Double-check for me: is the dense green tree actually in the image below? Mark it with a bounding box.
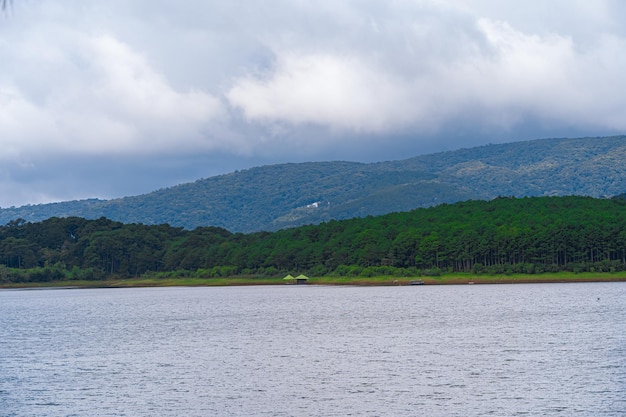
[2,196,626,282]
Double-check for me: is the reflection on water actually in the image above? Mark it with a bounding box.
[1,283,625,416]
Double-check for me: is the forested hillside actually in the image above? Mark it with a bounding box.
[1,136,626,232]
[2,196,626,284]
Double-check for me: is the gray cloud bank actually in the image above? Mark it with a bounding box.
[1,0,625,206]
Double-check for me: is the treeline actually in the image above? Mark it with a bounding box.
[2,196,626,283]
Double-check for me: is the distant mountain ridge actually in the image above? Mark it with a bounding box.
[2,135,626,232]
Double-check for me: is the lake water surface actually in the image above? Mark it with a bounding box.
[1,283,625,416]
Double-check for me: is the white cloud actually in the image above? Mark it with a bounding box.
[4,0,626,154]
[0,25,223,160]
[68,35,224,153]
[1,0,626,207]
[227,53,414,132]
[226,2,626,137]
[459,19,626,130]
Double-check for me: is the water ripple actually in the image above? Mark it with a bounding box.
[0,283,625,416]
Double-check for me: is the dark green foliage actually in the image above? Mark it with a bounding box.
[2,196,626,283]
[2,136,626,232]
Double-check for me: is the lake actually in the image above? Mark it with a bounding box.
[1,283,625,416]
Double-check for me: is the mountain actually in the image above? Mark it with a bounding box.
[2,135,626,232]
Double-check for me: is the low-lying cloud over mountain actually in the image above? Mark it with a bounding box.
[1,1,625,207]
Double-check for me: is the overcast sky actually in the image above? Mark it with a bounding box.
[1,0,625,207]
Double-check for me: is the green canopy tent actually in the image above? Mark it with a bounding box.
[283,274,308,284]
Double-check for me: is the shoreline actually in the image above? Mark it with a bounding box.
[2,273,626,289]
